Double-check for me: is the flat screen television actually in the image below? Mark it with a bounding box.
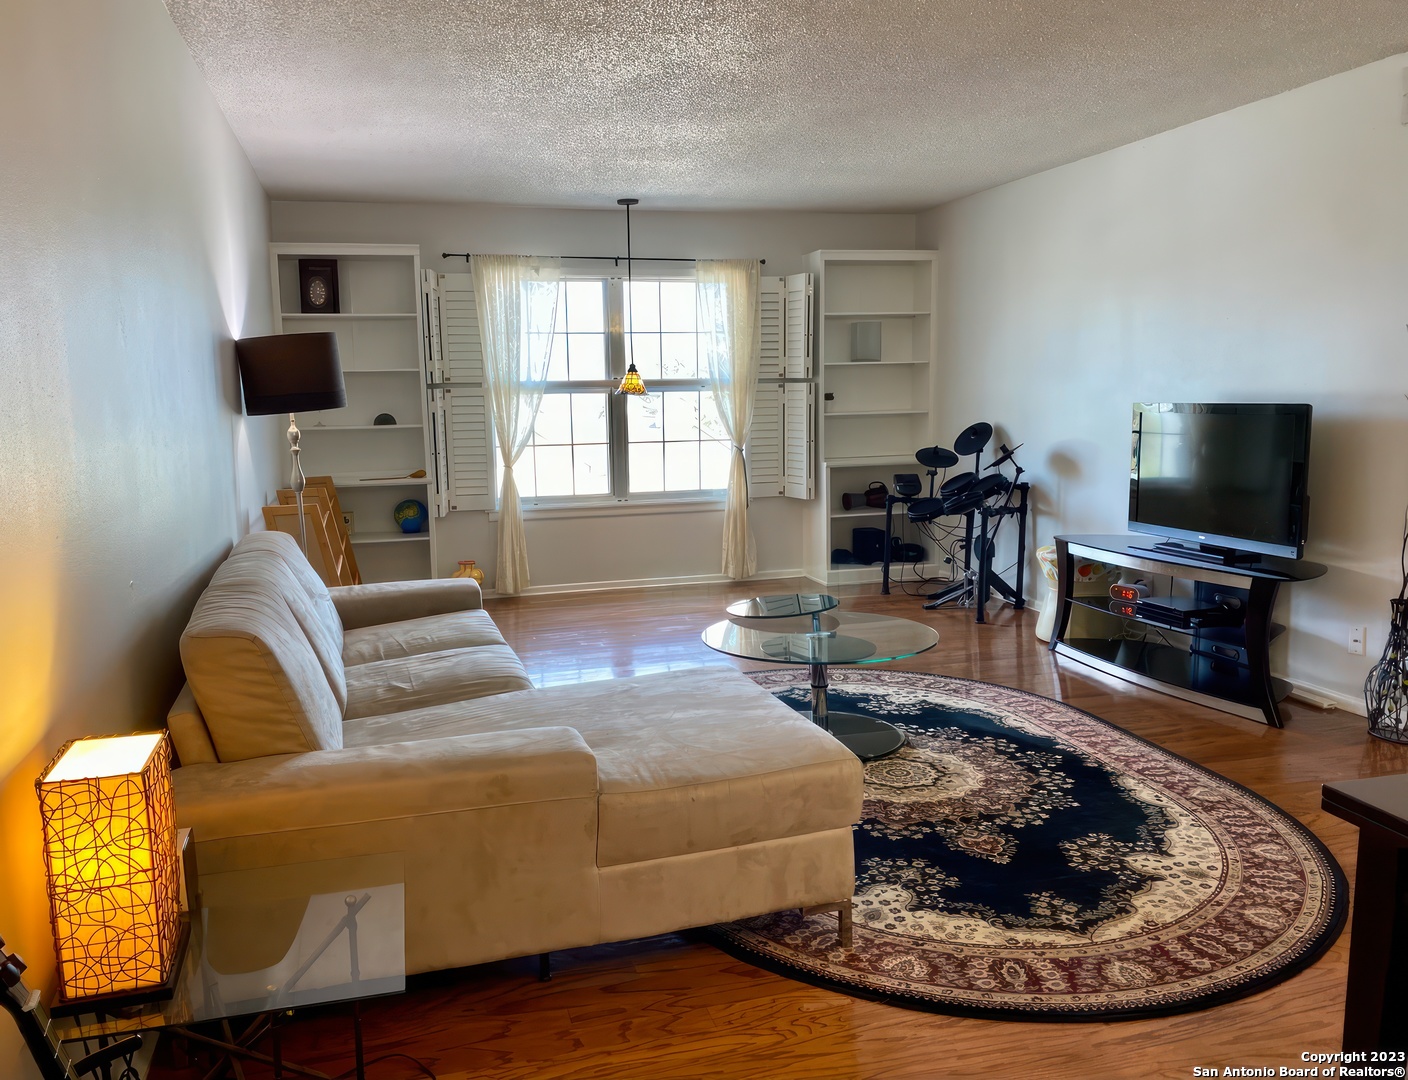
[1128,402,1312,562]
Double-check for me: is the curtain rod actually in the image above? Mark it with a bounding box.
[439,253,764,265]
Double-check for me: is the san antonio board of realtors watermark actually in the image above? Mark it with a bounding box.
[1194,1053,1407,1078]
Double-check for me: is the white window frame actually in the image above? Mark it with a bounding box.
[513,267,730,510]
[424,267,812,518]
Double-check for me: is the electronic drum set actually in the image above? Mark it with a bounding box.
[882,421,1030,623]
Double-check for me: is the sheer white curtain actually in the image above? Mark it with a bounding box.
[470,255,561,595]
[697,259,762,579]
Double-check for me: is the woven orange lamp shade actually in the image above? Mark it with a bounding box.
[36,731,183,1004]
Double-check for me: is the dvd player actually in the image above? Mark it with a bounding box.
[1134,595,1241,629]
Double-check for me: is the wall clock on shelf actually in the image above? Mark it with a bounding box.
[298,259,340,313]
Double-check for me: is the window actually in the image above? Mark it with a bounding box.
[506,275,731,503]
[428,267,811,516]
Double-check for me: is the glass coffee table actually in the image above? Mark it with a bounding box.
[704,594,939,760]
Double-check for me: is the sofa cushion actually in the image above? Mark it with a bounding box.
[342,609,507,667]
[166,682,218,766]
[230,532,346,709]
[342,644,533,719]
[181,562,344,762]
[341,667,862,865]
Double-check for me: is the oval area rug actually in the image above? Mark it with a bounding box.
[709,669,1347,1020]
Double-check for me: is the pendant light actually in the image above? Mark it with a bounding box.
[614,197,647,396]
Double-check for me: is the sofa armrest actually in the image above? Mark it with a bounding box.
[329,577,483,630]
[172,727,596,841]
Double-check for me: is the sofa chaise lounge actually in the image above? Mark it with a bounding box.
[165,531,863,975]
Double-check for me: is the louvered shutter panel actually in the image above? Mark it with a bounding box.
[434,272,496,511]
[757,277,783,380]
[420,271,451,516]
[782,383,813,500]
[439,273,484,384]
[421,269,445,385]
[748,278,785,498]
[749,275,813,500]
[783,272,813,378]
[747,382,783,498]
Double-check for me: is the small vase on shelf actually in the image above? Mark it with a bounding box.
[452,560,485,585]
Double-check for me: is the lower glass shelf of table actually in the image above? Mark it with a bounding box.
[703,603,939,760]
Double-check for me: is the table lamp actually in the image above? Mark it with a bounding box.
[36,732,184,1005]
[234,332,347,552]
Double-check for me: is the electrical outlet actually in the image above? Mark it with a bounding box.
[1349,626,1367,655]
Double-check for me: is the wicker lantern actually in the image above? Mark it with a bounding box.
[36,731,183,1004]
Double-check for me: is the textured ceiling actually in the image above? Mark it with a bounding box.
[166,0,1408,212]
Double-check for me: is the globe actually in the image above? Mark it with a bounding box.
[393,499,427,534]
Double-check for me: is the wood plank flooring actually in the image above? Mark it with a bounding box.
[153,582,1408,1080]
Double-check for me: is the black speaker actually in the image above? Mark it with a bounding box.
[852,527,886,564]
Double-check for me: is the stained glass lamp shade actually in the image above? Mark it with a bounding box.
[36,731,183,1003]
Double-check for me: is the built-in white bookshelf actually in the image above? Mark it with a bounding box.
[269,243,436,582]
[806,250,942,585]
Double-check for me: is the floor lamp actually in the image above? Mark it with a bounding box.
[234,332,346,553]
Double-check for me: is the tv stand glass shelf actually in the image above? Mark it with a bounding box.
[1049,534,1327,727]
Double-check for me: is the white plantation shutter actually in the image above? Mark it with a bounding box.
[757,279,783,379]
[440,274,484,384]
[747,382,783,497]
[783,272,812,379]
[423,271,496,512]
[748,275,813,500]
[783,383,813,499]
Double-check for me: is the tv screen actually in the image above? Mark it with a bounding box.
[1128,403,1312,560]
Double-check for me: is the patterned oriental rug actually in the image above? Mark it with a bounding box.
[709,670,1347,1021]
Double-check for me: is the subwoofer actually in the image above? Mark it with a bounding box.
[852,527,886,565]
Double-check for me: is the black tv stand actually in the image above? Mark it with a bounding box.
[1135,540,1259,567]
[1050,534,1326,727]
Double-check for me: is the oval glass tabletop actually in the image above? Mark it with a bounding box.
[702,611,938,666]
[725,593,840,619]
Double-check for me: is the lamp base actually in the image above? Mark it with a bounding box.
[47,919,191,1017]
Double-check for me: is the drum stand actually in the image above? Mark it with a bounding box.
[924,482,1030,623]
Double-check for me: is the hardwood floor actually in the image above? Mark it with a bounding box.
[154,582,1408,1080]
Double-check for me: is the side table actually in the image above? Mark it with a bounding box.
[51,854,405,1080]
[1321,775,1408,1053]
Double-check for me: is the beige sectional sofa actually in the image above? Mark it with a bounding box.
[166,531,863,976]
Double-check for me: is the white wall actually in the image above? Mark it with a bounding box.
[917,53,1408,709]
[271,201,915,589]
[0,2,277,1072]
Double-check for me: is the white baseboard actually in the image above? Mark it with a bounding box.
[1282,679,1364,716]
[483,567,807,599]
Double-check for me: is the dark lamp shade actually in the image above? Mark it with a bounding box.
[235,332,346,415]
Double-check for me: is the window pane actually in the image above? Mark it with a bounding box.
[511,452,538,498]
[565,280,605,333]
[533,445,574,497]
[626,281,659,333]
[573,443,610,495]
[663,391,701,441]
[567,332,605,381]
[664,440,700,491]
[660,282,696,332]
[628,333,661,381]
[627,394,663,442]
[571,392,608,444]
[629,442,664,493]
[699,392,729,441]
[661,333,698,378]
[533,394,572,445]
[544,333,568,382]
[701,440,731,490]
